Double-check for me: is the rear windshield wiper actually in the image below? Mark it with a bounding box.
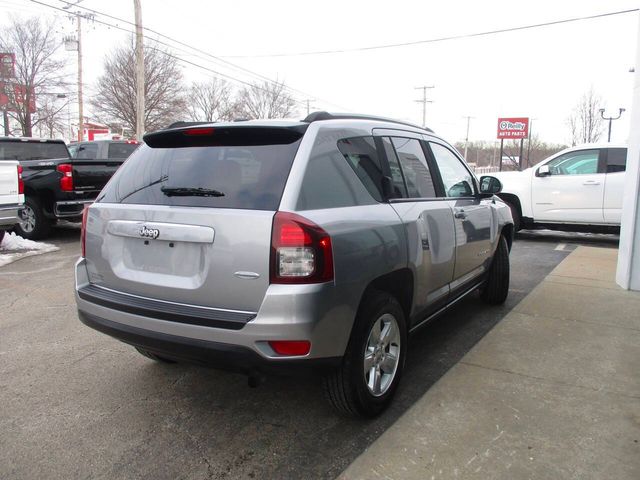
[161,186,225,197]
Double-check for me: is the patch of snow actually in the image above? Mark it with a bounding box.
[0,232,59,267]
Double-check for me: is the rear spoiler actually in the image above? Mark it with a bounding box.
[144,125,308,148]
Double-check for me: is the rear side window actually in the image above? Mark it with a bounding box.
[607,148,627,173]
[381,137,408,198]
[391,137,437,198]
[108,142,139,159]
[296,130,377,210]
[98,140,302,211]
[337,137,384,201]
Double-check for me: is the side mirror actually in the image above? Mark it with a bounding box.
[479,176,502,195]
[536,165,551,177]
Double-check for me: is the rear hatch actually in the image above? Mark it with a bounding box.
[85,124,306,313]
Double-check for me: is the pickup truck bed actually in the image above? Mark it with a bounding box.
[0,137,126,239]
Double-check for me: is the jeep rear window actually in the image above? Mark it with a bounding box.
[0,141,69,161]
[97,139,302,211]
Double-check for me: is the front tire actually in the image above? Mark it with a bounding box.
[323,291,407,417]
[14,196,52,240]
[481,235,510,305]
[505,201,521,232]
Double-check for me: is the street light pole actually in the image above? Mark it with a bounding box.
[599,108,625,142]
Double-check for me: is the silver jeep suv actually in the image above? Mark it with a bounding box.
[75,112,513,417]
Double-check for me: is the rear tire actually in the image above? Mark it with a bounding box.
[481,235,510,305]
[323,291,407,417]
[135,347,177,363]
[14,196,52,240]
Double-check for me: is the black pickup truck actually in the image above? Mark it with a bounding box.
[0,137,130,239]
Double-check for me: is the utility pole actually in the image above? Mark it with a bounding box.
[305,99,315,116]
[76,15,83,141]
[599,108,625,142]
[134,0,145,140]
[414,85,434,127]
[462,116,474,160]
[63,1,92,141]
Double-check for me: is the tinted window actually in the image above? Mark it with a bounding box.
[607,148,627,173]
[546,149,599,175]
[391,137,436,198]
[381,137,408,198]
[108,142,139,159]
[76,143,98,159]
[296,131,377,210]
[98,141,301,210]
[337,137,384,201]
[429,142,475,198]
[0,141,69,161]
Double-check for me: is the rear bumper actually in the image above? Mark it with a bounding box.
[0,204,22,228]
[75,258,354,374]
[54,199,93,218]
[78,310,340,375]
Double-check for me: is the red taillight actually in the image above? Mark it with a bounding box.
[80,205,89,257]
[268,340,311,356]
[57,163,73,191]
[183,127,214,136]
[270,211,334,284]
[17,165,24,194]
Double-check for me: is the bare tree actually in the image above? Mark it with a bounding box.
[236,80,297,119]
[0,17,67,137]
[34,94,69,139]
[567,88,605,146]
[189,78,238,122]
[91,43,187,133]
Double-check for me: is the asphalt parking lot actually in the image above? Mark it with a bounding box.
[0,225,619,480]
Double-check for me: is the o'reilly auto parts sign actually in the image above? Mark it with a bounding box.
[497,117,529,139]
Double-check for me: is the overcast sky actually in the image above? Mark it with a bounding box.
[1,0,638,145]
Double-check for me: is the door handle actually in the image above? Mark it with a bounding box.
[454,209,467,219]
[582,181,600,185]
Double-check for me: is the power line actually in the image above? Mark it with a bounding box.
[53,0,351,111]
[220,8,640,58]
[27,0,311,109]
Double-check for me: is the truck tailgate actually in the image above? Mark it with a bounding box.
[71,159,124,192]
[0,160,20,204]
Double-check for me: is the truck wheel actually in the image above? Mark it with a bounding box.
[480,235,510,305]
[323,291,407,417]
[135,347,177,363]
[14,197,52,240]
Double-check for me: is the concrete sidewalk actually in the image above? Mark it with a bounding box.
[340,246,640,480]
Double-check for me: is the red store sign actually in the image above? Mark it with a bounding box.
[497,117,529,139]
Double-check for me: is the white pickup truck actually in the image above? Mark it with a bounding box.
[492,143,626,233]
[0,160,24,244]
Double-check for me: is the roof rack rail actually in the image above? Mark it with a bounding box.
[302,111,434,133]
